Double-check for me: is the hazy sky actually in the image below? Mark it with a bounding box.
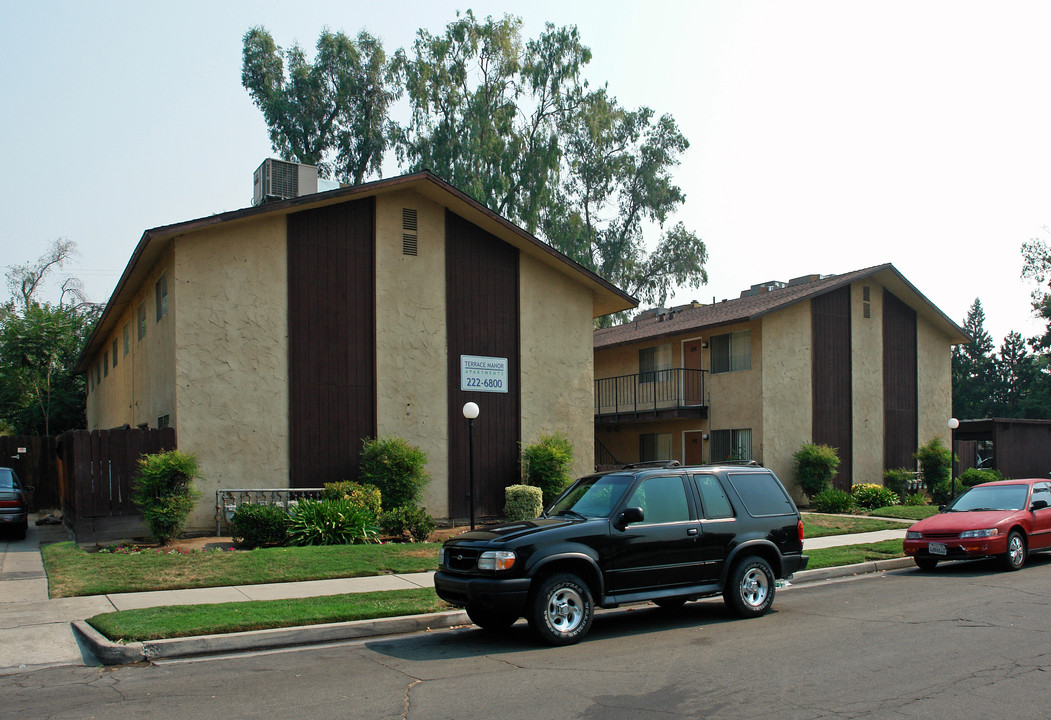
[5,1,1051,344]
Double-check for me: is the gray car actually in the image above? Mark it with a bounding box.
[0,468,33,540]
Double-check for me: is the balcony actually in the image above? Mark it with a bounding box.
[595,368,708,423]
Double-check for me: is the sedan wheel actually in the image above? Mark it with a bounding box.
[1000,530,1027,571]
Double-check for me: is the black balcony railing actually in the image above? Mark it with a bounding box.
[595,368,707,417]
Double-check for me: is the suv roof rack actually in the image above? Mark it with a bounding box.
[619,460,682,470]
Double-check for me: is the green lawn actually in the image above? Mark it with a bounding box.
[805,540,905,569]
[87,588,449,642]
[42,541,440,598]
[802,513,910,538]
[865,505,939,521]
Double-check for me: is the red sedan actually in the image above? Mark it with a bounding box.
[903,479,1051,571]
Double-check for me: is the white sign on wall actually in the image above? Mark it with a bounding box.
[460,355,508,393]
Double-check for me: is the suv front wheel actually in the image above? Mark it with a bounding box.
[723,556,775,618]
[529,573,594,645]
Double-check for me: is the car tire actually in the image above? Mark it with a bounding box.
[466,606,519,631]
[723,556,775,618]
[1000,530,1027,571]
[915,557,938,571]
[528,573,593,646]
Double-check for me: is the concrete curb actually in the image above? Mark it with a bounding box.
[790,556,916,585]
[73,609,470,665]
[70,557,919,666]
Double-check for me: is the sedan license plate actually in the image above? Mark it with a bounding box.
[928,542,947,556]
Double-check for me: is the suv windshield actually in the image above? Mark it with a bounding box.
[547,474,634,518]
[948,484,1029,512]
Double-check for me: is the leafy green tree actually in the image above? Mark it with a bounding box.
[952,298,996,419]
[992,331,1041,417]
[243,13,708,314]
[1,241,99,436]
[241,26,397,183]
[1022,236,1051,350]
[545,89,707,321]
[394,11,590,235]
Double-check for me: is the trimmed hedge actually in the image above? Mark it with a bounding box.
[505,484,544,521]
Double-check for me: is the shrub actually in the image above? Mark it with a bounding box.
[131,450,202,544]
[903,492,930,506]
[522,433,574,505]
[505,484,544,521]
[793,443,840,499]
[851,483,900,510]
[229,503,290,549]
[929,480,954,507]
[322,481,383,516]
[882,468,914,500]
[811,488,854,514]
[360,436,430,510]
[915,438,951,491]
[379,505,436,542]
[959,468,1003,487]
[286,499,378,546]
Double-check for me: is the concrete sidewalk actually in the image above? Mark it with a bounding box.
[0,516,910,673]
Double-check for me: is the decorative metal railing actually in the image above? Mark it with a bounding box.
[214,488,324,535]
[595,368,707,417]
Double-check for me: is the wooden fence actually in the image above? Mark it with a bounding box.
[0,435,60,511]
[58,427,177,544]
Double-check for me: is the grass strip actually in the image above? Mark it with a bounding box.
[87,588,451,642]
[865,506,939,521]
[802,514,910,538]
[43,542,440,598]
[805,540,905,569]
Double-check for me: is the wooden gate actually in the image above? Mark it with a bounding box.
[0,435,59,510]
[58,427,176,543]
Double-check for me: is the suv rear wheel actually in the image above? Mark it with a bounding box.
[723,556,775,618]
[528,573,593,645]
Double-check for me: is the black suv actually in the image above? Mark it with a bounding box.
[434,463,807,645]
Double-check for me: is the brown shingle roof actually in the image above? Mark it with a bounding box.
[594,263,970,349]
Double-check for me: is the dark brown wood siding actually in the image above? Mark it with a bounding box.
[446,210,521,519]
[883,290,918,471]
[812,287,853,490]
[288,198,376,487]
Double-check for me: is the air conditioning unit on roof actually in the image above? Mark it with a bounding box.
[252,158,320,206]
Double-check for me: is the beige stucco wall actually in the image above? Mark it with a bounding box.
[374,190,451,515]
[520,252,596,481]
[86,246,176,431]
[173,217,290,529]
[917,317,953,451]
[851,281,885,484]
[759,306,811,494]
[709,321,763,433]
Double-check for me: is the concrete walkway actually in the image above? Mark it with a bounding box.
[0,516,910,673]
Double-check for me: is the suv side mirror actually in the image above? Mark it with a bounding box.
[614,507,644,531]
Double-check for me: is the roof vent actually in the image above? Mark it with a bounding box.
[788,274,822,287]
[740,281,786,298]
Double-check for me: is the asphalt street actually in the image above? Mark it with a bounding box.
[7,554,1051,720]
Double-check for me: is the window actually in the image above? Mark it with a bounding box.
[157,414,170,429]
[155,273,168,321]
[710,330,751,374]
[639,433,673,462]
[123,324,130,356]
[726,472,795,517]
[111,339,118,368]
[639,344,672,383]
[103,351,109,377]
[626,475,690,524]
[137,302,146,340]
[710,428,752,462]
[694,474,735,518]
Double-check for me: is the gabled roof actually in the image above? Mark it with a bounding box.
[77,171,638,374]
[594,263,970,349]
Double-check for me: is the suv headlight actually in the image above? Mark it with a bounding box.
[438,547,446,567]
[959,528,998,539]
[477,550,516,571]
